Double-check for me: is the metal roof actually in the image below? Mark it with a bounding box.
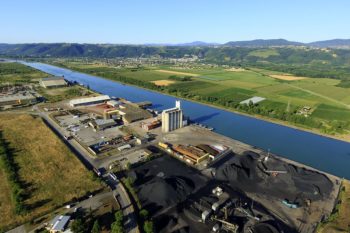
[42,76,65,81]
[69,95,110,106]
[0,92,36,102]
[51,215,71,231]
[95,118,116,126]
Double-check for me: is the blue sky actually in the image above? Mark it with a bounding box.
[1,0,349,44]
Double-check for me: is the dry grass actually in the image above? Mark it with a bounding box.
[270,74,307,81]
[0,114,103,231]
[318,180,350,233]
[154,69,199,76]
[151,80,176,86]
[225,67,246,72]
[0,167,13,230]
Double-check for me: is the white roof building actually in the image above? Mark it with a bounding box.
[48,215,71,233]
[40,77,67,88]
[69,95,110,107]
[240,96,266,105]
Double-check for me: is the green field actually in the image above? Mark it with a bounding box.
[248,48,280,58]
[0,62,47,84]
[48,60,350,136]
[313,104,350,121]
[39,86,96,103]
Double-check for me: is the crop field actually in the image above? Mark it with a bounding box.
[119,69,172,81]
[151,80,176,86]
[0,114,103,231]
[0,62,47,84]
[312,104,350,121]
[154,69,199,76]
[49,60,350,135]
[270,74,306,81]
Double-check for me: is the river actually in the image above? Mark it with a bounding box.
[22,61,350,179]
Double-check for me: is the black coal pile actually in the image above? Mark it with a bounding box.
[215,151,264,190]
[215,151,333,202]
[251,223,280,233]
[139,175,195,208]
[286,164,333,200]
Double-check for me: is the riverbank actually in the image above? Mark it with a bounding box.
[35,61,350,144]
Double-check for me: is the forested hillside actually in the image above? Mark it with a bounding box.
[1,43,350,81]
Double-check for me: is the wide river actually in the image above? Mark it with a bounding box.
[22,61,350,179]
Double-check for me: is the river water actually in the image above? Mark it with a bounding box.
[22,61,350,179]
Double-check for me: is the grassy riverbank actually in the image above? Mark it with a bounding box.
[0,62,47,84]
[35,60,350,142]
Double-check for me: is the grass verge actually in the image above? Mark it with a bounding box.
[0,114,103,231]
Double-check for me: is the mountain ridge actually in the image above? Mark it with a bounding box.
[1,38,350,48]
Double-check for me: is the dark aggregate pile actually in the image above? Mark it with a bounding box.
[215,151,333,202]
[251,223,280,233]
[129,156,208,211]
[139,176,195,207]
[215,151,264,185]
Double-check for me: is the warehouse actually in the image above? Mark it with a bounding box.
[0,92,38,108]
[119,103,153,123]
[47,215,71,233]
[89,118,117,130]
[40,76,67,88]
[69,95,110,107]
[173,144,209,164]
[141,120,161,131]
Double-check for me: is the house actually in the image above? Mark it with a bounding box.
[40,77,67,88]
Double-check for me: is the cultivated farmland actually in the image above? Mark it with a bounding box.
[48,60,350,137]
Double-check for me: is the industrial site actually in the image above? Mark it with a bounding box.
[29,85,340,233]
[0,71,343,233]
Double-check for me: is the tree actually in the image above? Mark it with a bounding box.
[91,219,101,233]
[114,210,123,224]
[143,221,154,233]
[71,218,85,233]
[111,222,124,233]
[139,209,149,220]
[110,210,124,233]
[126,162,131,170]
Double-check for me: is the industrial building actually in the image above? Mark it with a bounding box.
[69,95,110,107]
[141,119,161,131]
[132,101,152,109]
[89,119,117,130]
[161,100,184,132]
[106,100,120,107]
[0,85,39,109]
[172,144,209,164]
[40,76,67,88]
[118,104,153,124]
[0,92,37,107]
[47,215,71,233]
